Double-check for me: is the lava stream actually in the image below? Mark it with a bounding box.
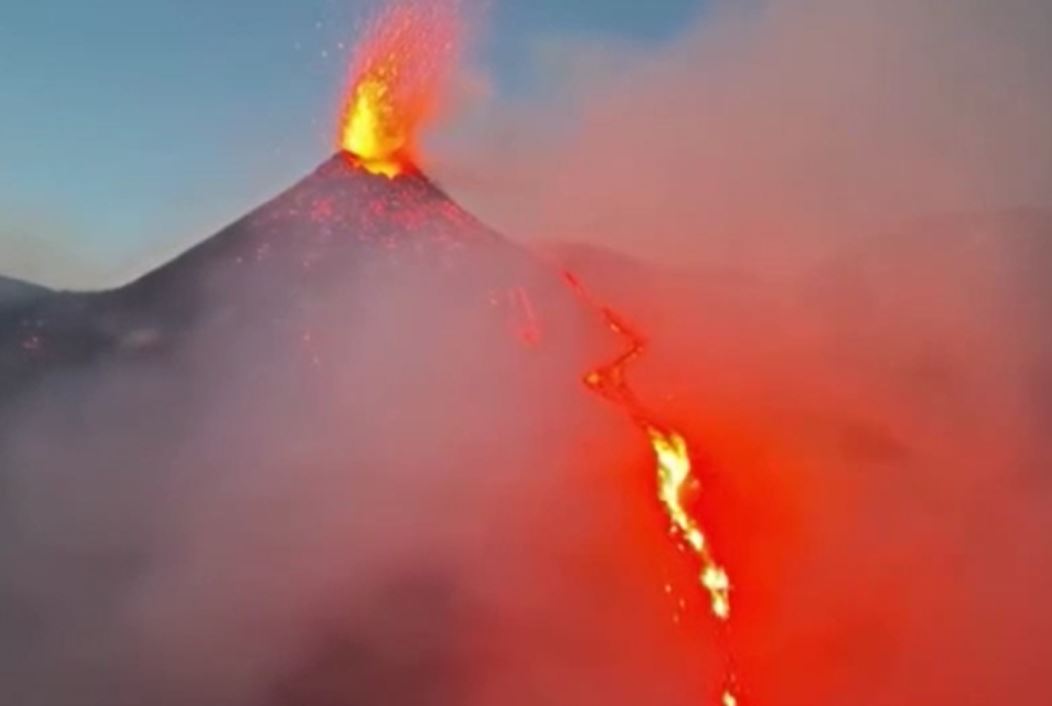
[563,270,738,705]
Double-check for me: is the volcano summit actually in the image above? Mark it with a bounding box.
[0,153,546,406]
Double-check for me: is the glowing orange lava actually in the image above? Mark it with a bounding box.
[565,270,740,705]
[338,2,459,178]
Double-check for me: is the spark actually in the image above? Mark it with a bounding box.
[337,2,459,178]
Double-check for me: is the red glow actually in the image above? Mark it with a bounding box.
[337,1,459,177]
[564,270,743,705]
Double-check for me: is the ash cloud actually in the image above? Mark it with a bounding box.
[430,1,1052,704]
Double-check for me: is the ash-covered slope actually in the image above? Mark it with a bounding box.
[0,155,542,406]
[0,276,54,385]
[0,275,52,341]
[129,154,506,314]
[0,156,621,706]
[0,275,50,310]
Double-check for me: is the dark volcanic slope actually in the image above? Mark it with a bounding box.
[0,276,51,311]
[130,154,504,314]
[0,275,52,337]
[0,156,612,706]
[0,154,526,405]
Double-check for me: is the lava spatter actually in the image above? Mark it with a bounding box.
[338,1,459,178]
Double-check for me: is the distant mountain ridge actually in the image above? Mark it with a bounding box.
[0,274,50,307]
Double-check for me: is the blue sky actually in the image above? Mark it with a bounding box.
[0,0,703,286]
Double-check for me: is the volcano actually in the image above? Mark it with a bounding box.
[0,149,722,706]
[0,154,562,408]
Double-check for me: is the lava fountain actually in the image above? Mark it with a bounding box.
[338,1,459,178]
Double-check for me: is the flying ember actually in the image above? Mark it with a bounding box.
[338,2,459,178]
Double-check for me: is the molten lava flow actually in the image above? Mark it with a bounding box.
[567,272,732,620]
[649,427,732,620]
[565,271,739,705]
[338,2,459,178]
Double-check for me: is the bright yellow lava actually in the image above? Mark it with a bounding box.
[567,270,742,706]
[648,426,732,621]
[337,2,459,177]
[341,71,407,178]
